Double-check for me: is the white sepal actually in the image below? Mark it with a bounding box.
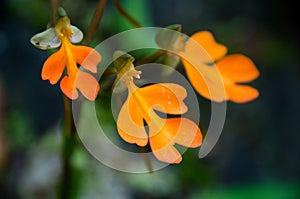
[69,25,83,43]
[30,28,61,50]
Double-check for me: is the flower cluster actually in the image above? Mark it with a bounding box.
[31,10,259,164]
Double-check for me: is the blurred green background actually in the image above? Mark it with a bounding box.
[0,0,299,199]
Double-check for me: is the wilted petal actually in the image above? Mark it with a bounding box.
[75,70,100,101]
[71,45,101,73]
[217,54,260,83]
[41,48,65,84]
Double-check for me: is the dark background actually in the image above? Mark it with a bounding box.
[0,0,299,198]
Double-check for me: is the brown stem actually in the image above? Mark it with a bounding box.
[62,95,74,137]
[59,95,76,199]
[112,0,141,28]
[135,50,165,66]
[51,0,58,27]
[137,146,153,173]
[84,0,107,45]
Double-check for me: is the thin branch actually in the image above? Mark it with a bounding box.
[112,0,141,28]
[135,50,165,66]
[137,146,153,173]
[62,95,74,137]
[84,0,107,45]
[59,95,76,199]
[51,0,58,27]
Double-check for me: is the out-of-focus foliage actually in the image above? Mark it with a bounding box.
[1,0,300,198]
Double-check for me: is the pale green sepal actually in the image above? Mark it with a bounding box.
[30,28,61,50]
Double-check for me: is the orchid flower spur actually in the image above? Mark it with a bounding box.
[30,16,101,100]
[114,51,202,164]
[181,31,260,103]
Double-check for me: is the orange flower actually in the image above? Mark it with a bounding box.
[116,68,202,164]
[181,31,259,103]
[31,16,101,100]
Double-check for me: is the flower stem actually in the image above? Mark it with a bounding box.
[112,0,141,28]
[62,95,74,138]
[137,146,153,173]
[84,0,107,45]
[135,50,165,66]
[59,95,76,199]
[51,0,58,27]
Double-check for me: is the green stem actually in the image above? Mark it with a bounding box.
[137,146,153,173]
[135,50,165,66]
[112,0,141,28]
[59,95,76,199]
[84,0,107,45]
[51,0,58,27]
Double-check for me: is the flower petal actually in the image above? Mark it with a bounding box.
[217,54,260,83]
[75,70,100,101]
[170,118,202,148]
[60,76,78,100]
[182,60,227,102]
[151,144,182,164]
[226,84,259,103]
[69,25,83,43]
[149,118,201,148]
[117,99,148,146]
[149,118,201,163]
[42,48,65,84]
[138,83,188,115]
[30,27,61,50]
[128,93,150,125]
[71,45,101,73]
[190,31,227,61]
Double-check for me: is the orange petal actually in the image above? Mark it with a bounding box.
[190,31,227,61]
[138,83,188,115]
[148,119,175,151]
[149,118,202,163]
[217,54,260,83]
[60,76,78,100]
[182,59,227,102]
[170,118,202,148]
[75,70,100,101]
[117,99,148,146]
[149,118,201,149]
[41,48,65,84]
[226,84,259,103]
[117,127,148,147]
[71,45,101,73]
[151,144,182,164]
[128,91,152,124]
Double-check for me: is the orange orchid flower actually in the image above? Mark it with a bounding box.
[115,61,202,164]
[31,16,101,100]
[180,31,259,103]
